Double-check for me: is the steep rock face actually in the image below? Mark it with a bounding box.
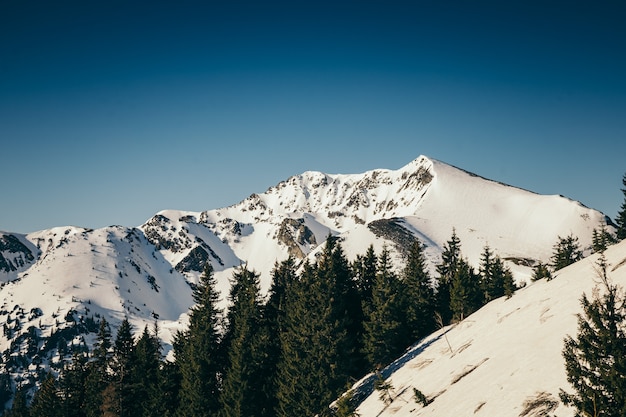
[0,234,37,279]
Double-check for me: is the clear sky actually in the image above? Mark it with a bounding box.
[1,1,625,234]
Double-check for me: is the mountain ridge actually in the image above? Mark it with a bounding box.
[0,155,615,403]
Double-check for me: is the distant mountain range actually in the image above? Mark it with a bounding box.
[0,155,615,408]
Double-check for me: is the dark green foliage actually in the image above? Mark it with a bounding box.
[29,374,61,417]
[479,245,516,301]
[332,389,360,417]
[398,240,436,342]
[616,173,626,240]
[412,387,431,407]
[592,224,617,253]
[450,258,482,321]
[111,318,136,417]
[361,247,403,368]
[352,245,377,311]
[219,265,265,417]
[58,353,89,417]
[531,262,553,281]
[275,238,361,417]
[175,262,224,417]
[131,325,164,417]
[560,255,626,416]
[261,257,298,417]
[5,387,29,417]
[551,234,583,271]
[84,318,112,417]
[436,229,462,324]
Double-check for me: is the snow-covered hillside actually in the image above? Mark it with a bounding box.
[0,155,614,396]
[349,240,626,417]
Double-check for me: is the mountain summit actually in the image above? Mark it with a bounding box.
[0,155,612,396]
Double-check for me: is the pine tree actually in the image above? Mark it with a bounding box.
[399,239,436,343]
[262,257,298,417]
[615,172,626,240]
[59,352,89,417]
[6,387,29,417]
[592,224,617,253]
[531,262,553,281]
[361,247,403,369]
[449,258,482,321]
[219,265,265,417]
[133,325,164,417]
[551,234,583,271]
[352,245,377,312]
[560,254,626,416]
[30,373,62,417]
[436,229,462,324]
[175,262,224,417]
[84,318,113,417]
[111,318,136,417]
[479,245,516,301]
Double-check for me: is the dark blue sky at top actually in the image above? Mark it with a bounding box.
[1,1,625,233]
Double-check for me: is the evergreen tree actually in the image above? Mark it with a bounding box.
[531,262,553,281]
[84,318,112,417]
[262,257,298,417]
[59,353,89,417]
[449,258,482,321]
[5,387,29,417]
[175,262,223,417]
[615,172,626,240]
[592,224,617,253]
[551,234,583,271]
[219,265,265,417]
[560,255,626,416]
[479,245,516,301]
[275,243,360,417]
[132,325,164,417]
[361,247,403,369]
[436,229,462,324]
[352,245,378,312]
[399,239,436,342]
[111,318,136,417]
[30,374,61,417]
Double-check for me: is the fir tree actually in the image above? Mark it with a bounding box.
[29,373,61,417]
[592,224,617,253]
[352,245,378,312]
[132,325,164,417]
[436,229,462,324]
[175,262,223,417]
[361,247,403,369]
[615,172,626,240]
[5,387,29,417]
[560,254,626,416]
[59,352,89,417]
[399,239,436,342]
[84,318,112,417]
[262,257,298,417]
[111,318,136,417]
[219,265,265,417]
[531,262,553,281]
[551,234,583,271]
[449,258,482,321]
[479,245,516,301]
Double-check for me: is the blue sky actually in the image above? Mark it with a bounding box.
[1,1,625,233]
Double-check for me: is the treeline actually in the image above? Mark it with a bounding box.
[3,231,525,417]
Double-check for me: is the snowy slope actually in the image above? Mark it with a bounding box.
[349,240,626,417]
[0,154,614,395]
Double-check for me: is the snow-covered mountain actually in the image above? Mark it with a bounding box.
[347,238,626,417]
[0,155,613,395]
